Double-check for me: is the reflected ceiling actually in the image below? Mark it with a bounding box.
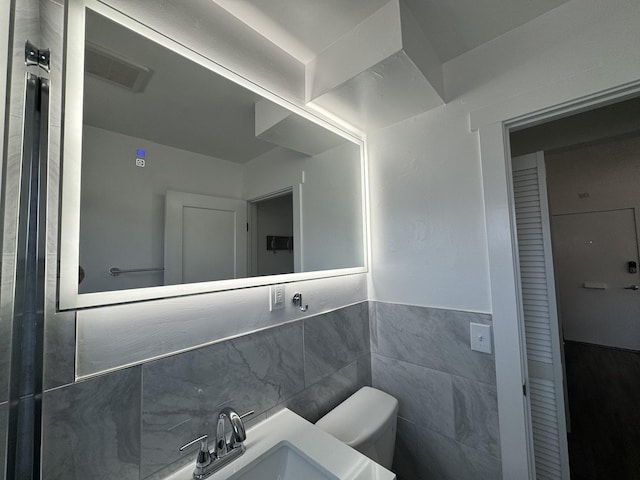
[83,11,277,163]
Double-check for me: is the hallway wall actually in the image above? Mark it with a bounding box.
[546,135,640,218]
[546,134,640,348]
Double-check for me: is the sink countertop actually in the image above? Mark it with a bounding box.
[164,408,396,480]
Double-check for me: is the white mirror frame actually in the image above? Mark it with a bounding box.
[59,0,369,310]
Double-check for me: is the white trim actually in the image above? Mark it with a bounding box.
[471,77,640,132]
[479,82,640,479]
[479,122,535,479]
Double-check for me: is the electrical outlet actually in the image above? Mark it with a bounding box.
[135,158,145,167]
[470,323,492,354]
[269,284,285,311]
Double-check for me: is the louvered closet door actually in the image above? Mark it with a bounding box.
[512,152,570,480]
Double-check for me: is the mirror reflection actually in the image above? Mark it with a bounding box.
[76,10,364,295]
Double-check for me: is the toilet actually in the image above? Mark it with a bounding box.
[315,386,399,469]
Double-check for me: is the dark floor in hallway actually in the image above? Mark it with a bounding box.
[564,341,640,480]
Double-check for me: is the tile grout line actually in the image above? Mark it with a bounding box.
[371,351,497,387]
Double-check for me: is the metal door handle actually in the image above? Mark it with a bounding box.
[624,285,639,290]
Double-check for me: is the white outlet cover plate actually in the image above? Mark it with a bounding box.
[269,284,285,311]
[470,322,492,354]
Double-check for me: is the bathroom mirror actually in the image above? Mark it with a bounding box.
[59,0,366,309]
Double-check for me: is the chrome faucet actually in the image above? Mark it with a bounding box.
[179,408,253,479]
[215,407,247,456]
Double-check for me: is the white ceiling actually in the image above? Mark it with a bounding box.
[403,0,571,62]
[213,0,390,63]
[83,0,573,159]
[213,0,571,63]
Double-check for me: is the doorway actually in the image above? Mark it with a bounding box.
[248,191,295,277]
[510,96,640,479]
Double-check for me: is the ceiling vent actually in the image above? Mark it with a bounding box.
[84,42,152,92]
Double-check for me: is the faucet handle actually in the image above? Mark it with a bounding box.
[179,434,212,469]
[215,415,228,456]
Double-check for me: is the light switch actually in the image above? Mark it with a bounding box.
[470,323,492,354]
[269,284,285,311]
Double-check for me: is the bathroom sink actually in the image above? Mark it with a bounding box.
[164,408,395,480]
[228,442,337,480]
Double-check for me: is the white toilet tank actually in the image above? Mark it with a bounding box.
[315,387,398,469]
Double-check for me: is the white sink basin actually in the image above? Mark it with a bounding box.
[165,408,395,480]
[228,442,337,480]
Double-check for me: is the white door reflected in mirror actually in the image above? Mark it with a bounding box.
[164,191,247,286]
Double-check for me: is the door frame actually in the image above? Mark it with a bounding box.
[476,80,640,479]
[246,187,299,276]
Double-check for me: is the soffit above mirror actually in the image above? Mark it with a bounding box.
[212,0,571,131]
[212,0,571,64]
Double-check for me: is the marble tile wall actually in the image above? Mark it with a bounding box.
[0,402,6,476]
[41,367,142,480]
[37,298,503,480]
[370,301,501,480]
[1,2,49,478]
[303,302,369,386]
[1,0,42,409]
[1,0,71,410]
[40,302,371,480]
